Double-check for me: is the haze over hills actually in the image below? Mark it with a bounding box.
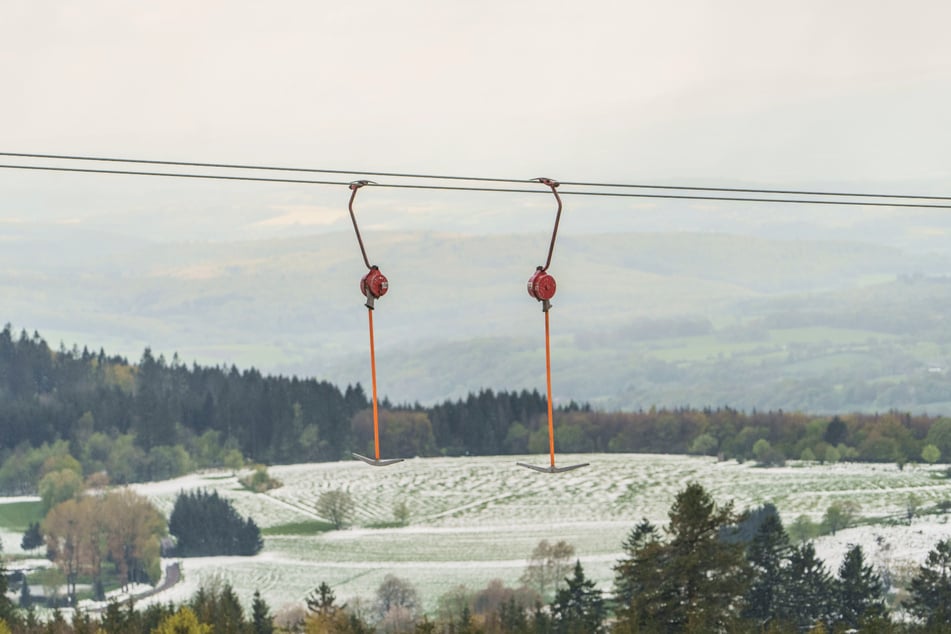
[3,222,951,413]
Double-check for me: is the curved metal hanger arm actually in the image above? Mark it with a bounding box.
[533,178,562,272]
[348,180,375,270]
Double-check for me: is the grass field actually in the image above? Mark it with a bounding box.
[0,499,42,532]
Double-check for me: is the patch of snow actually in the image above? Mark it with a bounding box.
[4,455,951,614]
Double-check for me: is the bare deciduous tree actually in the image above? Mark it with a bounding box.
[376,574,420,625]
[519,539,576,599]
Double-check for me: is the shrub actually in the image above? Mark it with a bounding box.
[316,490,355,530]
[239,465,282,493]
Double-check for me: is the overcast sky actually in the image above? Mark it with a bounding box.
[3,0,951,241]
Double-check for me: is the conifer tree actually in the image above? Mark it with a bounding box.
[778,541,834,631]
[550,560,605,634]
[20,522,43,551]
[217,584,246,634]
[743,512,792,626]
[903,537,951,627]
[307,581,338,615]
[835,544,888,629]
[612,483,750,632]
[190,583,245,633]
[251,590,275,634]
[613,518,661,612]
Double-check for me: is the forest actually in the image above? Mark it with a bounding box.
[2,324,951,497]
[2,326,951,630]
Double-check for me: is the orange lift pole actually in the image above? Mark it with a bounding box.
[347,181,403,467]
[518,178,589,474]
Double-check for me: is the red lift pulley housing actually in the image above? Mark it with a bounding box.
[527,267,556,309]
[361,266,389,309]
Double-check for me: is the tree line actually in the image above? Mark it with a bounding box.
[3,326,951,498]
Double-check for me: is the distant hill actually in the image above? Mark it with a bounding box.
[4,226,951,411]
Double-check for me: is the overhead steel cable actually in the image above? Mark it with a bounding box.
[0,151,528,185]
[0,163,353,188]
[3,161,951,209]
[355,181,951,209]
[559,179,951,202]
[2,150,951,202]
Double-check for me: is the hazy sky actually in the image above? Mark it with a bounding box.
[3,0,951,241]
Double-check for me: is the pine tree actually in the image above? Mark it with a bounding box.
[217,584,246,634]
[251,590,275,634]
[667,483,750,631]
[550,560,606,634]
[612,483,750,632]
[835,544,888,629]
[307,581,338,615]
[743,512,792,626]
[778,542,834,630]
[613,518,661,611]
[189,583,245,633]
[20,522,43,551]
[903,538,951,627]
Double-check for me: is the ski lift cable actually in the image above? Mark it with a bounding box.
[3,163,951,209]
[1,151,950,204]
[0,151,528,184]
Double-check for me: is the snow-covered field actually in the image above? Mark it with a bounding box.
[5,454,951,615]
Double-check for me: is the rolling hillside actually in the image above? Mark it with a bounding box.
[4,226,951,411]
[114,454,951,614]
